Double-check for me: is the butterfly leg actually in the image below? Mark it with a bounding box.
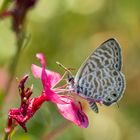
[88,101,99,113]
[95,99,103,106]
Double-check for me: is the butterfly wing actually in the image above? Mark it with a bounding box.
[74,38,125,106]
[75,38,122,81]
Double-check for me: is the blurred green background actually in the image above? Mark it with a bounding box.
[0,0,140,140]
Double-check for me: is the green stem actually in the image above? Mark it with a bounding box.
[4,133,9,140]
[5,31,28,96]
[4,121,17,140]
[3,32,25,139]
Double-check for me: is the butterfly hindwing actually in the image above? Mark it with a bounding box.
[75,69,125,106]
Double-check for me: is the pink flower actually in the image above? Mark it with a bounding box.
[31,53,89,128]
[6,75,46,132]
[56,96,88,128]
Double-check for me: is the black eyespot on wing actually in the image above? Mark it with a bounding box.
[107,98,111,101]
[116,64,118,68]
[103,98,113,106]
[112,93,117,97]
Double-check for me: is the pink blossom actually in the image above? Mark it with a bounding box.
[32,53,89,128]
[57,96,88,128]
[6,75,46,132]
[31,64,61,87]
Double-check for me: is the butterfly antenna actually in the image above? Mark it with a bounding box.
[56,61,72,75]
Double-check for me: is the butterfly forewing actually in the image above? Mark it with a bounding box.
[75,38,122,82]
[74,38,125,108]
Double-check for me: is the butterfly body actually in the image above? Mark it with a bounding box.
[67,38,125,113]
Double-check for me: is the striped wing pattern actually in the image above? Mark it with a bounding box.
[74,38,125,113]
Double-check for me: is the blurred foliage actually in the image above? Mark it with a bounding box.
[1,0,140,140]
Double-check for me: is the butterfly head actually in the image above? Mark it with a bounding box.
[56,61,75,89]
[67,74,75,90]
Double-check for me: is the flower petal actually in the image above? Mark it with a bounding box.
[41,67,66,104]
[57,96,89,128]
[32,53,66,104]
[31,64,61,86]
[36,53,46,68]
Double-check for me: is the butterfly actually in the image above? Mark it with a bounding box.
[65,38,126,113]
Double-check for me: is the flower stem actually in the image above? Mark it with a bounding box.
[3,32,29,139]
[4,126,17,140]
[5,47,21,94]
[4,119,17,140]
[5,31,29,96]
[4,133,9,140]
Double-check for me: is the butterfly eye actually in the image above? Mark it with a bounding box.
[68,77,74,82]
